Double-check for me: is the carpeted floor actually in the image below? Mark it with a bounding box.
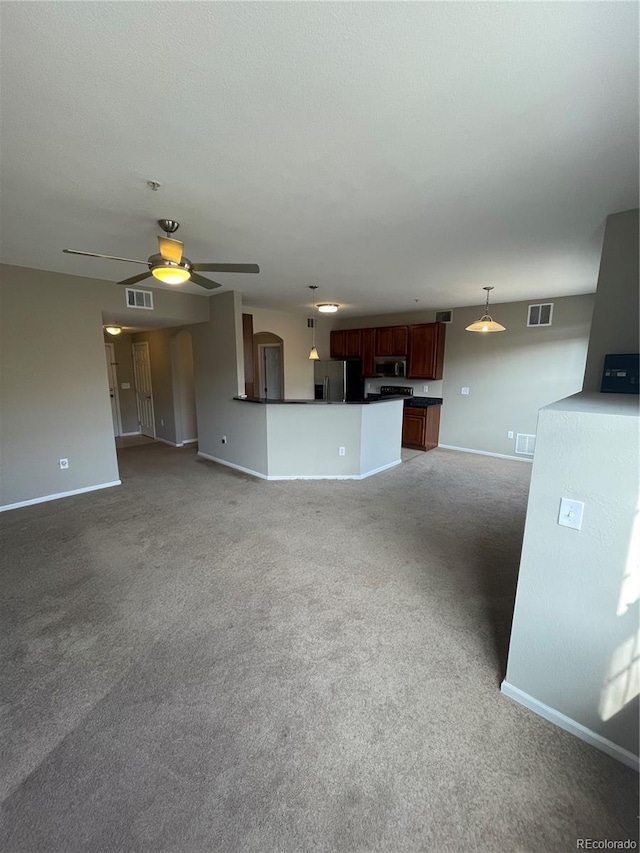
[1,444,637,852]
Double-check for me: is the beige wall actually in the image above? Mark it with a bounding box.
[0,264,209,508]
[171,330,197,444]
[330,293,594,457]
[132,329,177,444]
[583,208,639,393]
[244,305,318,399]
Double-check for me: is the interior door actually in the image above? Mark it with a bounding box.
[132,341,155,437]
[104,343,121,437]
[261,344,283,399]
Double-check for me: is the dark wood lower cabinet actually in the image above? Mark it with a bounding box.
[402,405,441,451]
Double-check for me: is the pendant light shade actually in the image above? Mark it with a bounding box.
[465,287,506,333]
[308,285,320,359]
[104,325,122,336]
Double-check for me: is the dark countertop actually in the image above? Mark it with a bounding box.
[366,394,443,408]
[233,396,406,405]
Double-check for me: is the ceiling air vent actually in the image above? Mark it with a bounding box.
[515,433,536,456]
[126,288,154,310]
[435,310,453,323]
[527,303,553,327]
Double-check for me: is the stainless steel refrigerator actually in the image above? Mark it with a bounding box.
[314,359,364,402]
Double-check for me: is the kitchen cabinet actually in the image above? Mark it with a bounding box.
[361,328,376,377]
[407,323,446,379]
[375,325,408,357]
[330,328,366,364]
[345,329,362,357]
[402,405,441,452]
[330,330,347,359]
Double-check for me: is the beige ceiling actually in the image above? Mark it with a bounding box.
[1,2,638,316]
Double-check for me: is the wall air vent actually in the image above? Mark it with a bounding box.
[435,310,453,323]
[515,433,536,456]
[125,288,154,310]
[307,318,315,328]
[527,303,553,327]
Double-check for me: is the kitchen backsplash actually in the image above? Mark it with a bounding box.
[365,378,444,398]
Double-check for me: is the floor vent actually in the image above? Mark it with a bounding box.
[527,303,553,327]
[515,433,536,456]
[435,309,453,323]
[126,288,154,310]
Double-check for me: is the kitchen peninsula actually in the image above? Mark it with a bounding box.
[219,396,404,480]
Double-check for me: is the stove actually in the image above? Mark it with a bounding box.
[379,386,414,398]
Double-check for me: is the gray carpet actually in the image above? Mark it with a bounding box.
[1,444,637,852]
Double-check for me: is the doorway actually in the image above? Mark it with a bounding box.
[104,342,122,437]
[132,341,156,438]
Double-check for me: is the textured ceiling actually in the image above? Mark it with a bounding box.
[1,2,638,316]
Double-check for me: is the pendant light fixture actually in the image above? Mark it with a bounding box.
[465,287,506,333]
[317,303,339,314]
[104,325,122,336]
[308,286,320,360]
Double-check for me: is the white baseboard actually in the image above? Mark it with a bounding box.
[501,681,639,771]
[118,431,141,437]
[198,452,268,479]
[1,480,122,513]
[182,438,198,445]
[155,436,179,447]
[439,444,533,463]
[197,453,401,481]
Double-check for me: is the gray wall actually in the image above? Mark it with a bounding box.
[331,293,594,457]
[504,209,640,765]
[583,208,640,393]
[192,291,269,475]
[171,330,197,444]
[0,264,208,508]
[505,395,639,759]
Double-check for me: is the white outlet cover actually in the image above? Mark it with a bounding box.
[558,498,584,531]
[461,387,470,395]
[508,431,514,439]
[423,385,429,392]
[339,446,346,456]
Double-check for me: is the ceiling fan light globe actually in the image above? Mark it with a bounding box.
[104,325,122,336]
[151,265,191,285]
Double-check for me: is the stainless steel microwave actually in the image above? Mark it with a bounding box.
[374,358,406,377]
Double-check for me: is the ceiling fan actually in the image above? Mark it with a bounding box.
[63,219,259,290]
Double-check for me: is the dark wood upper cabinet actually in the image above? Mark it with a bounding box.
[407,323,446,379]
[375,325,408,357]
[330,330,347,359]
[345,329,362,357]
[361,328,376,377]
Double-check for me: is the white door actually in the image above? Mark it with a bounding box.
[260,344,283,399]
[104,343,121,437]
[132,341,155,437]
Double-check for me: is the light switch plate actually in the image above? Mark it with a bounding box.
[558,498,584,531]
[121,382,131,390]
[461,387,470,395]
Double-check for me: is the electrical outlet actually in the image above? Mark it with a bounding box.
[59,458,69,470]
[507,431,514,439]
[423,385,429,392]
[461,387,470,395]
[339,446,346,456]
[221,436,227,444]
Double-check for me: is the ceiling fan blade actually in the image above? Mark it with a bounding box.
[191,263,260,274]
[117,272,152,286]
[63,249,149,265]
[190,272,223,290]
[158,236,183,264]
